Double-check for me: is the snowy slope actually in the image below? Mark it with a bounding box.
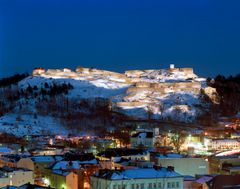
[18,76,130,98]
[0,114,68,136]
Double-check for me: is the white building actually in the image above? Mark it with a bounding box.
[130,131,155,148]
[204,138,240,150]
[91,168,183,189]
[156,154,209,176]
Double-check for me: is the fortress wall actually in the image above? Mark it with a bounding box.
[125,70,146,78]
[116,101,147,107]
[32,69,46,76]
[150,82,201,90]
[179,68,194,74]
[46,69,63,74]
[76,67,90,73]
[127,82,201,96]
[168,68,181,73]
[127,78,142,83]
[136,82,151,88]
[126,87,155,94]
[168,67,194,74]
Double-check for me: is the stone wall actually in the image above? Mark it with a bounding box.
[116,101,147,107]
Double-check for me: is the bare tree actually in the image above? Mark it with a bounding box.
[168,131,186,153]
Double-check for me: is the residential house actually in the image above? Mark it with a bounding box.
[44,170,78,189]
[130,131,155,149]
[97,148,150,171]
[0,166,34,187]
[208,153,240,174]
[17,155,63,182]
[155,153,209,176]
[206,175,240,189]
[90,167,184,189]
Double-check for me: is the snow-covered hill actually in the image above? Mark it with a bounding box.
[0,114,68,136]
[0,66,218,136]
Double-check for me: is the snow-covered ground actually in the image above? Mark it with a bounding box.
[18,76,130,99]
[0,114,68,136]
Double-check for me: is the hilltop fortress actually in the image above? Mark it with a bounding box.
[33,64,201,84]
[33,64,205,94]
[32,65,217,119]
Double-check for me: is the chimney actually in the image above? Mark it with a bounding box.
[153,165,162,170]
[167,166,174,172]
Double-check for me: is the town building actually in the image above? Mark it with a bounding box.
[130,131,155,149]
[208,152,240,174]
[155,154,209,176]
[17,155,63,182]
[44,170,78,189]
[0,166,34,187]
[97,148,150,170]
[204,138,240,151]
[90,167,184,189]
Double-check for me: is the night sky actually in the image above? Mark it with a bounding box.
[0,0,240,78]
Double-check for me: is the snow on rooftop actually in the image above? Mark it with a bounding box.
[157,153,184,159]
[51,161,80,170]
[31,155,63,163]
[0,147,14,154]
[52,170,71,177]
[98,168,182,180]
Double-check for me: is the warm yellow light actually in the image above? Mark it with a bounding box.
[43,178,50,186]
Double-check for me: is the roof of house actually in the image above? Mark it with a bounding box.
[98,148,148,158]
[49,158,98,170]
[49,161,80,170]
[94,167,182,180]
[184,175,196,181]
[207,175,240,189]
[0,166,32,174]
[30,155,63,163]
[1,154,31,163]
[52,170,71,177]
[64,152,96,161]
[156,153,184,159]
[0,147,14,154]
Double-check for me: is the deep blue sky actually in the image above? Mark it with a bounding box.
[0,0,240,78]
